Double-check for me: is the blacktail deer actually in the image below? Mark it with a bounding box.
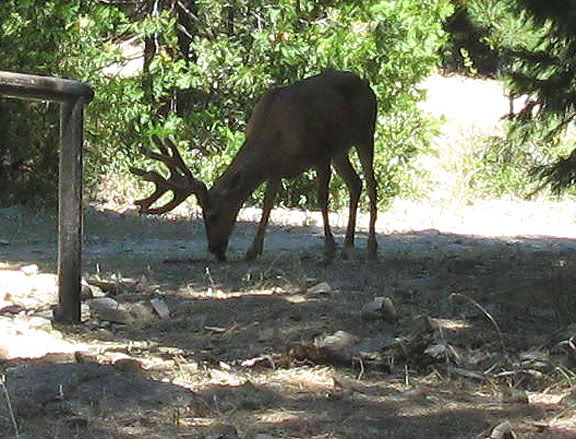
[132,70,378,261]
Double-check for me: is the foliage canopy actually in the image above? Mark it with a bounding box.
[0,0,452,209]
[444,0,576,196]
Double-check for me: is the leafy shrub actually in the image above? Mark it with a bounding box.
[441,0,576,198]
[1,0,453,210]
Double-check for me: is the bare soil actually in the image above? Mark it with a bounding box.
[2,74,576,438]
[2,202,576,438]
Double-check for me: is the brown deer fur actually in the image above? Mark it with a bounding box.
[132,70,378,261]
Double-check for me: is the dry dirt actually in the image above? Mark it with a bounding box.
[2,201,576,438]
[2,75,576,438]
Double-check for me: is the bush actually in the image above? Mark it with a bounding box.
[1,0,453,210]
[0,0,126,205]
[440,0,576,198]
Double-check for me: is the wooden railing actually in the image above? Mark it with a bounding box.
[0,71,94,323]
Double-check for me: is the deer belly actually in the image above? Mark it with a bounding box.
[275,163,310,179]
[276,156,331,179]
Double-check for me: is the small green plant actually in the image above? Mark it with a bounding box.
[459,122,576,199]
[459,47,479,76]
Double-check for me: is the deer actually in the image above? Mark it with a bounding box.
[131,70,378,261]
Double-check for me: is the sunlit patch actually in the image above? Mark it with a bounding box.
[528,391,570,406]
[263,366,336,393]
[433,318,472,330]
[177,286,316,304]
[257,409,314,425]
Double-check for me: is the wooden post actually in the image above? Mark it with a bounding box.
[0,71,93,323]
[54,98,85,323]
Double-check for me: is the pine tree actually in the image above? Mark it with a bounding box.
[507,0,576,193]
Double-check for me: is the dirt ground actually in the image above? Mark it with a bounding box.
[2,202,576,439]
[2,74,576,438]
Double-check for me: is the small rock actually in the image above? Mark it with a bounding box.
[127,302,156,322]
[120,206,140,216]
[88,297,132,324]
[315,330,359,351]
[81,280,95,300]
[361,296,398,321]
[0,239,9,246]
[83,319,101,331]
[88,297,120,313]
[490,420,517,439]
[410,315,440,334]
[81,303,91,320]
[402,387,430,402]
[20,264,39,276]
[307,281,332,295]
[293,330,360,364]
[39,352,78,364]
[361,297,384,319]
[112,357,144,376]
[150,298,170,319]
[382,297,398,320]
[424,343,452,360]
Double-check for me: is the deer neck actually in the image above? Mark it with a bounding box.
[211,159,266,215]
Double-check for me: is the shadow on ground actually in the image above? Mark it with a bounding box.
[1,206,576,438]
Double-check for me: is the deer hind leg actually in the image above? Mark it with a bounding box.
[316,164,337,258]
[246,179,280,261]
[332,154,362,259]
[356,140,378,258]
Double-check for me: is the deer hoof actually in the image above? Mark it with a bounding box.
[341,247,350,260]
[245,246,261,261]
[324,245,337,260]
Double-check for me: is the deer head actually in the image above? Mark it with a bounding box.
[132,70,379,261]
[201,170,249,260]
[131,135,240,260]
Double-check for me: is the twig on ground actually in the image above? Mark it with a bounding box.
[450,292,507,354]
[1,375,19,438]
[355,357,365,381]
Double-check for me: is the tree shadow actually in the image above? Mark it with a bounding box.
[2,206,576,437]
[2,354,572,438]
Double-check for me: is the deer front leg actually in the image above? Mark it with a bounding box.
[245,179,280,261]
[316,164,337,258]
